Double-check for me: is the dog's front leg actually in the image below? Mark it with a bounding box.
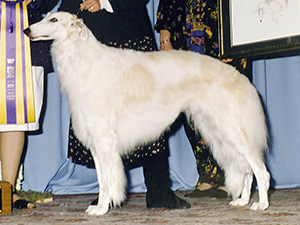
[85,149,110,215]
[86,136,127,216]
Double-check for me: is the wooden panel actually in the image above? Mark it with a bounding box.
[0,181,12,215]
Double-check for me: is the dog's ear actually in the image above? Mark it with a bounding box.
[71,18,88,41]
[78,25,88,41]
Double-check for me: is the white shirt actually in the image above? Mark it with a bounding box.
[99,0,113,13]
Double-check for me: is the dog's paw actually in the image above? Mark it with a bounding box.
[229,198,249,207]
[250,201,269,211]
[86,204,109,216]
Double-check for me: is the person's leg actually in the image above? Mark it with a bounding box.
[0,131,25,193]
[0,131,36,208]
[142,135,191,209]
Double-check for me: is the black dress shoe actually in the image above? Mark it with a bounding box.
[184,187,228,199]
[147,189,191,209]
[13,192,36,209]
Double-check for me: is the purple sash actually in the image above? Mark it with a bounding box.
[0,0,35,125]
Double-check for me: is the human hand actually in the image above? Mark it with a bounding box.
[26,0,32,5]
[80,0,101,13]
[160,40,173,51]
[221,58,233,63]
[159,30,173,51]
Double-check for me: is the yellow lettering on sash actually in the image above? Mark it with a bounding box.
[15,2,25,124]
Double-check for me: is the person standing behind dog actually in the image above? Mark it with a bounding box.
[0,0,57,209]
[58,0,190,209]
[155,0,252,198]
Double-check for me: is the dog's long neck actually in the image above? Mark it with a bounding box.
[50,29,115,98]
[53,31,98,59]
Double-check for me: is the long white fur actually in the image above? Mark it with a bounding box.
[26,12,270,215]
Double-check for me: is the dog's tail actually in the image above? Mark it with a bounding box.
[224,167,245,199]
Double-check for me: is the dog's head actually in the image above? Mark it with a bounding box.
[24,11,88,42]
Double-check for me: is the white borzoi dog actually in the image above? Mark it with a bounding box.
[24,12,270,215]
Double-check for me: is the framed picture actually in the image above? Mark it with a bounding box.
[218,0,300,59]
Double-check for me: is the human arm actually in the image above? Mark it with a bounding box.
[26,0,59,13]
[80,0,148,14]
[155,0,185,50]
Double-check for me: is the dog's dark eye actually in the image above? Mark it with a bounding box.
[50,18,58,22]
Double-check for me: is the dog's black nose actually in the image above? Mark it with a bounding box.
[23,27,31,36]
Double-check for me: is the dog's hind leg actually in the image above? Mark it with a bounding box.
[249,161,270,210]
[85,135,127,216]
[233,149,270,210]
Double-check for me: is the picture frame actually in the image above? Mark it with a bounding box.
[218,0,300,59]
